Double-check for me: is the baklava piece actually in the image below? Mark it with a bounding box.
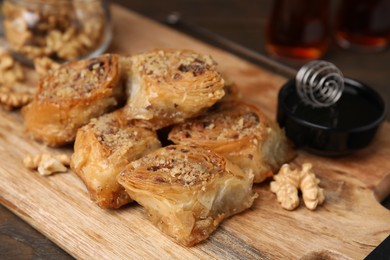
[123,49,225,129]
[117,145,256,246]
[22,54,124,146]
[169,100,295,183]
[71,110,161,209]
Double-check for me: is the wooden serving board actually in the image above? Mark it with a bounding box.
[1,5,390,259]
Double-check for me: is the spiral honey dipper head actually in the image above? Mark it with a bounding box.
[296,60,344,108]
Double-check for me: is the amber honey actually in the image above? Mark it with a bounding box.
[335,0,390,52]
[265,0,330,60]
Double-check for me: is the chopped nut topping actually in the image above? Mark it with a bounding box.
[87,113,155,151]
[173,102,261,142]
[132,49,217,82]
[132,146,222,187]
[38,55,115,99]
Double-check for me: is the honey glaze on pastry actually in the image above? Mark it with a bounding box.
[169,100,295,183]
[123,49,225,129]
[71,109,161,209]
[22,54,124,146]
[117,145,256,246]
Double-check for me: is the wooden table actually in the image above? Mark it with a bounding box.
[1,1,389,259]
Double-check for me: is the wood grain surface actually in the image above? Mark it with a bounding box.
[0,5,389,259]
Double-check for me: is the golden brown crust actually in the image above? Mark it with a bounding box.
[117,145,256,246]
[123,49,225,129]
[169,100,295,183]
[71,109,161,209]
[22,54,124,146]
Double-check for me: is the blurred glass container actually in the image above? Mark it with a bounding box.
[265,0,330,60]
[2,0,112,64]
[335,0,390,53]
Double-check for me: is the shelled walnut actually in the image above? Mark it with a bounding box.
[0,85,34,110]
[2,0,109,62]
[300,163,325,210]
[23,153,70,176]
[34,57,60,76]
[270,163,325,210]
[0,49,35,110]
[0,49,25,85]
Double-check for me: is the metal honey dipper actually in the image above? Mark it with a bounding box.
[277,60,386,156]
[296,60,344,108]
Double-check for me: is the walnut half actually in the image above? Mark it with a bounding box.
[270,163,325,211]
[300,163,325,210]
[23,153,70,176]
[0,49,36,110]
[0,49,25,85]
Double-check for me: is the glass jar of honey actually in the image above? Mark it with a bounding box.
[265,0,330,60]
[2,0,112,64]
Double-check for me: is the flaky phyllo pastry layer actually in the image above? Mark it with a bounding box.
[117,145,256,246]
[23,54,124,146]
[122,49,225,129]
[169,100,295,183]
[71,110,161,209]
